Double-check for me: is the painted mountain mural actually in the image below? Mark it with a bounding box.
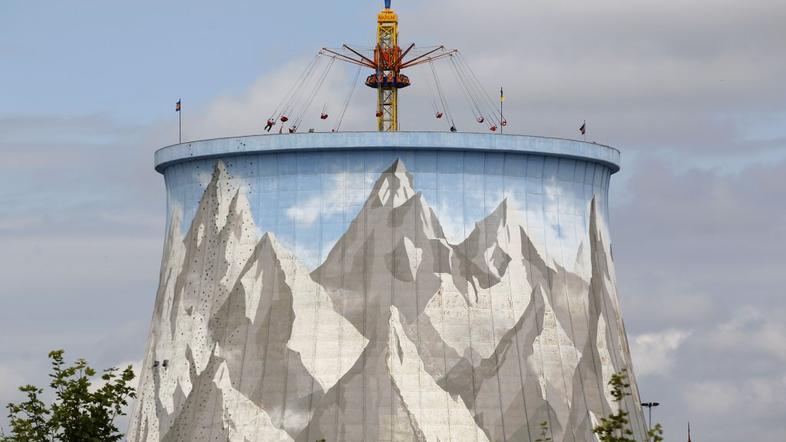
[129,159,647,441]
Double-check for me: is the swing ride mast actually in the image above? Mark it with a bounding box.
[320,0,457,132]
[374,2,401,131]
[270,0,505,134]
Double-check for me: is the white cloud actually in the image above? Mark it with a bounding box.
[684,375,786,419]
[683,380,737,416]
[709,306,786,363]
[429,185,525,245]
[400,0,786,161]
[630,329,691,377]
[183,58,369,141]
[285,172,370,226]
[433,198,466,244]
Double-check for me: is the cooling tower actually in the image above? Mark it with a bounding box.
[129,132,648,441]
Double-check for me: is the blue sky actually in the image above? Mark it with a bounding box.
[0,1,383,120]
[2,0,786,440]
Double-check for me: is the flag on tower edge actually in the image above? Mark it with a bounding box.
[176,100,181,112]
[579,121,586,135]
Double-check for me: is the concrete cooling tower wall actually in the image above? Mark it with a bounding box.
[129,132,648,442]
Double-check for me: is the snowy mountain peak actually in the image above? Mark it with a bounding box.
[315,159,448,285]
[388,158,408,174]
[212,159,228,180]
[205,160,231,198]
[257,231,284,258]
[369,159,417,208]
[486,197,524,231]
[133,158,649,442]
[191,160,241,234]
[229,231,368,393]
[456,198,521,265]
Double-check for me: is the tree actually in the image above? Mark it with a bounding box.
[2,350,136,442]
[592,369,664,442]
[646,423,664,442]
[592,369,636,442]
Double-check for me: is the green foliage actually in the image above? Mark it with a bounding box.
[592,369,666,442]
[535,420,553,442]
[592,369,636,442]
[646,423,664,442]
[2,350,136,442]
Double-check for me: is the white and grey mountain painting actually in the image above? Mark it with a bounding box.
[129,159,648,441]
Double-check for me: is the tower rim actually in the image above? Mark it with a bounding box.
[154,131,621,175]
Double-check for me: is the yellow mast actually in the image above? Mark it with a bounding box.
[376,5,399,131]
[330,1,447,132]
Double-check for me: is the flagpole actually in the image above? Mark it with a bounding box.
[179,98,182,144]
[500,85,504,135]
[583,120,586,142]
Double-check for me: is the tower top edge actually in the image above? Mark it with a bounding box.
[153,131,621,175]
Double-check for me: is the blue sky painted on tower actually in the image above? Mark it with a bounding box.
[2,0,786,440]
[168,150,602,271]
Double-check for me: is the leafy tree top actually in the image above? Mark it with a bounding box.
[592,368,663,442]
[2,350,136,442]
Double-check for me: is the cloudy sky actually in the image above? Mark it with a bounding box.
[1,0,785,440]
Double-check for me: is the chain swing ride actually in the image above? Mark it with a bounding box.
[265,0,507,134]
